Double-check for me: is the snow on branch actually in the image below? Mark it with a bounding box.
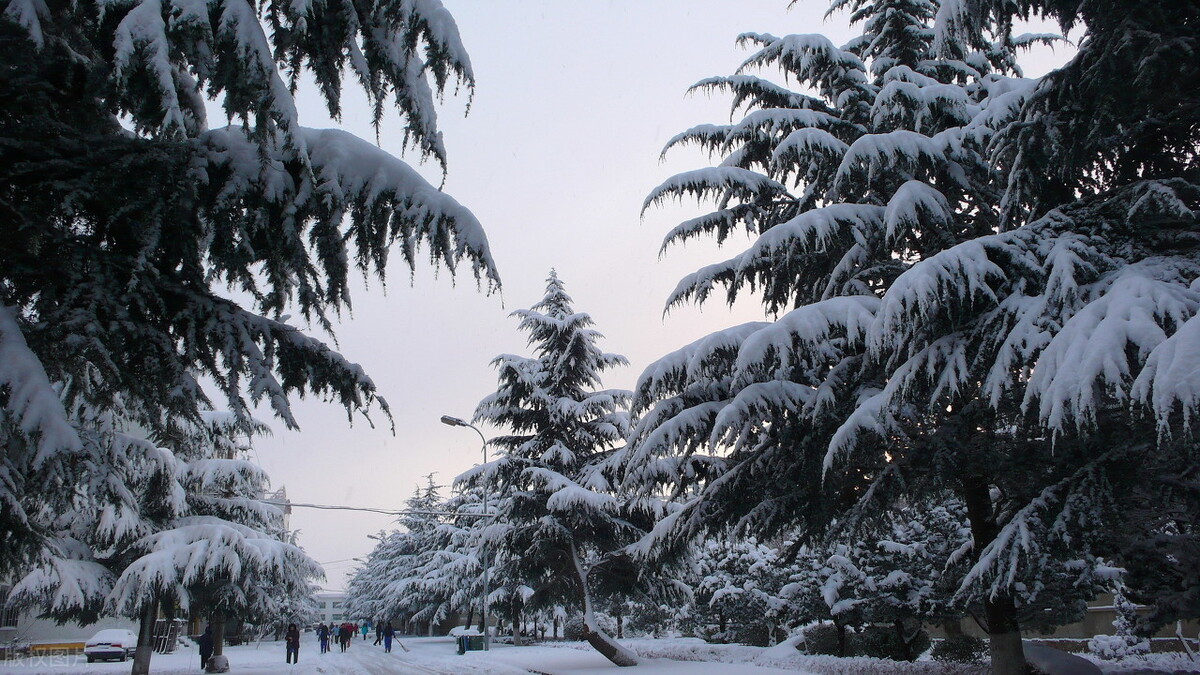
[883,180,955,247]
[7,544,114,620]
[525,467,619,515]
[733,295,879,386]
[642,167,788,215]
[201,126,499,290]
[660,123,732,161]
[736,33,868,102]
[633,322,767,412]
[770,128,850,178]
[0,305,81,465]
[869,234,1023,361]
[1133,310,1200,432]
[728,108,845,148]
[832,129,959,199]
[686,75,829,114]
[710,381,815,449]
[1026,261,1200,433]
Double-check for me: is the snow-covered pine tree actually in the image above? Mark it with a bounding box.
[4,394,185,630]
[463,271,647,667]
[837,0,1200,658]
[107,413,323,672]
[622,1,1069,672]
[688,535,793,646]
[0,0,498,579]
[346,480,486,635]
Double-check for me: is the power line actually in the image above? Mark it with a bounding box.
[257,499,494,519]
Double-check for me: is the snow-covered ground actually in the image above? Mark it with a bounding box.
[1,636,1197,675]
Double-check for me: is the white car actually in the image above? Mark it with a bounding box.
[83,629,138,663]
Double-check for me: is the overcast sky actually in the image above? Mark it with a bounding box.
[248,0,1072,590]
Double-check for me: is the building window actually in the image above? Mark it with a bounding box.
[0,588,17,628]
[332,601,342,608]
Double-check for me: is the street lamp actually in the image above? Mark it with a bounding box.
[440,414,490,651]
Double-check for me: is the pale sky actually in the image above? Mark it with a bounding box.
[247,0,1072,590]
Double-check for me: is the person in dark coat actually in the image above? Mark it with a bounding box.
[382,621,396,653]
[285,623,300,664]
[373,620,383,646]
[316,623,329,654]
[197,626,214,671]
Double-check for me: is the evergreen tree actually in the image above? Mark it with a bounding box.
[345,479,486,635]
[0,0,499,581]
[629,1,1198,673]
[922,0,1200,633]
[464,270,649,667]
[622,1,1080,671]
[8,412,321,674]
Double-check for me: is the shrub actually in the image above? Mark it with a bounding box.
[1087,634,1151,660]
[800,623,844,655]
[931,634,988,663]
[852,624,930,661]
[562,616,586,641]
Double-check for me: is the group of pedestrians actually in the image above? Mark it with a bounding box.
[302,620,402,663]
[192,619,404,670]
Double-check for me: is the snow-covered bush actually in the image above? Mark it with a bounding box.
[1087,584,1150,660]
[1087,634,1151,661]
[930,634,987,664]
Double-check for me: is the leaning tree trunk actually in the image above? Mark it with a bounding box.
[569,540,637,667]
[962,476,1026,675]
[130,600,157,675]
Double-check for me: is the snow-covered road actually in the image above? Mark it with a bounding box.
[0,636,532,675]
[0,635,818,675]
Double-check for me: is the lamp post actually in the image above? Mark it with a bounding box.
[440,415,490,651]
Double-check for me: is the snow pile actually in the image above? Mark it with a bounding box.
[615,638,986,674]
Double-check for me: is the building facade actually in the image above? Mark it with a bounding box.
[315,592,350,626]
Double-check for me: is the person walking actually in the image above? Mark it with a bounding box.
[285,623,300,664]
[382,621,395,653]
[373,620,383,646]
[339,623,352,652]
[197,626,214,671]
[316,623,329,654]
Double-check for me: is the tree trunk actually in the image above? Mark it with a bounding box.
[553,616,560,639]
[210,611,226,656]
[961,476,1026,675]
[569,540,637,667]
[615,605,623,639]
[464,608,474,632]
[834,616,847,658]
[985,594,1025,675]
[130,600,157,675]
[511,598,524,647]
[893,619,913,661]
